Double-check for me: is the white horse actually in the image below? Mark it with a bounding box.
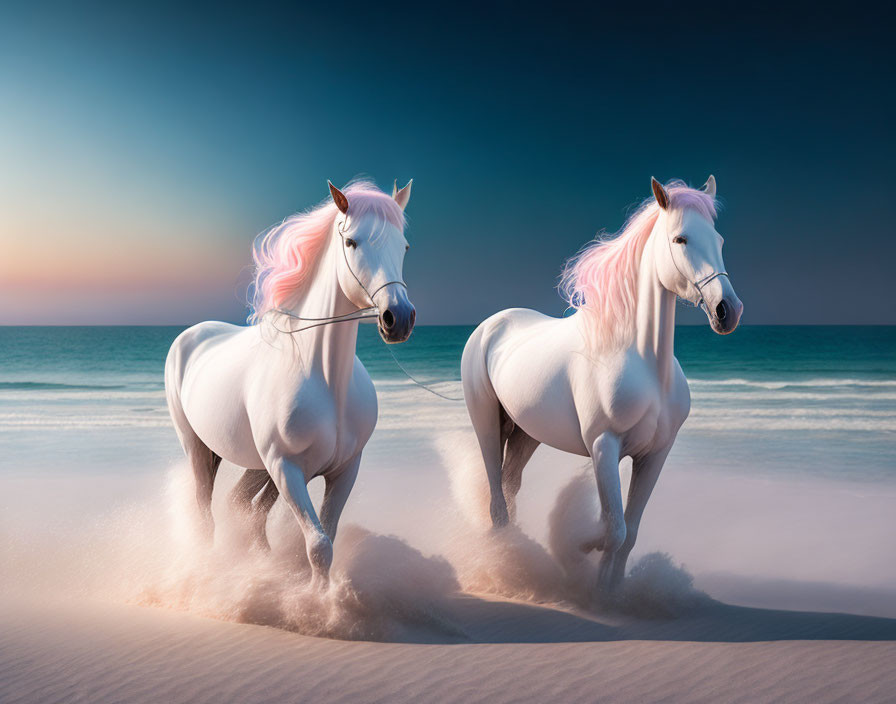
[461,177,743,591]
[165,179,414,588]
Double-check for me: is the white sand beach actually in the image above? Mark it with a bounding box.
[3,588,895,704]
[3,437,896,704]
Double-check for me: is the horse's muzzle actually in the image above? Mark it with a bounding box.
[378,300,416,343]
[710,295,743,334]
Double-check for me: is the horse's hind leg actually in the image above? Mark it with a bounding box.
[461,327,513,527]
[462,381,511,527]
[230,469,279,550]
[501,421,540,522]
[184,435,222,544]
[253,478,280,548]
[230,469,270,508]
[167,394,221,543]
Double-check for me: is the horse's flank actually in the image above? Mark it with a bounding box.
[248,181,406,323]
[559,180,717,352]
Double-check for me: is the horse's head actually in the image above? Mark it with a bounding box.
[651,176,743,334]
[328,180,416,343]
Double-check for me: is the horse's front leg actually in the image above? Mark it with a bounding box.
[606,445,672,590]
[266,456,333,590]
[320,453,361,542]
[589,433,626,592]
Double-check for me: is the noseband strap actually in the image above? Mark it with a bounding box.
[664,228,728,311]
[266,214,406,335]
[338,217,406,306]
[692,271,729,310]
[367,280,407,302]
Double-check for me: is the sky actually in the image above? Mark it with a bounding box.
[1,1,893,325]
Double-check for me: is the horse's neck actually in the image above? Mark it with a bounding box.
[635,231,678,389]
[280,230,360,392]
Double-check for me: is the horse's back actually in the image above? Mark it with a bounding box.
[463,307,554,365]
[463,309,588,455]
[166,321,242,385]
[165,322,378,472]
[463,307,692,457]
[166,321,264,467]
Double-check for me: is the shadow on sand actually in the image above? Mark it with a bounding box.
[401,586,896,645]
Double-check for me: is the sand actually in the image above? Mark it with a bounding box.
[3,587,895,704]
[3,445,895,703]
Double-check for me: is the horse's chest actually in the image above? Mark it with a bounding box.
[624,403,679,455]
[605,365,689,456]
[276,376,377,472]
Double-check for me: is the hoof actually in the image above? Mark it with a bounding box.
[307,533,333,572]
[490,498,510,528]
[310,571,331,593]
[592,518,626,554]
[251,532,271,552]
[490,510,510,528]
[196,515,215,548]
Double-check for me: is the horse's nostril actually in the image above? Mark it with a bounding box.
[716,301,728,322]
[382,310,395,329]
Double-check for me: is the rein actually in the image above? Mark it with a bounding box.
[266,214,404,334]
[267,307,379,334]
[383,345,464,402]
[336,216,408,306]
[266,212,464,402]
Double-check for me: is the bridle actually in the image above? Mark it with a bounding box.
[266,210,462,401]
[267,211,406,335]
[690,270,730,313]
[664,224,728,314]
[336,216,408,306]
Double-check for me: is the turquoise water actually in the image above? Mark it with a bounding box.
[0,325,893,481]
[3,324,893,384]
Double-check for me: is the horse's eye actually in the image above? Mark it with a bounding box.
[345,238,357,249]
[405,244,410,252]
[673,235,688,245]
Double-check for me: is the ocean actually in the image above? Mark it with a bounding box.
[1,324,895,600]
[1,324,893,480]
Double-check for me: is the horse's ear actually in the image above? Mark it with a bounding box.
[393,178,412,211]
[328,181,349,214]
[651,177,669,210]
[702,174,717,197]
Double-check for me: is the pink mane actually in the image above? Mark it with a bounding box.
[248,181,405,323]
[559,180,718,351]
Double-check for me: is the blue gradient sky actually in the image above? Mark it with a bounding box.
[1,2,893,324]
